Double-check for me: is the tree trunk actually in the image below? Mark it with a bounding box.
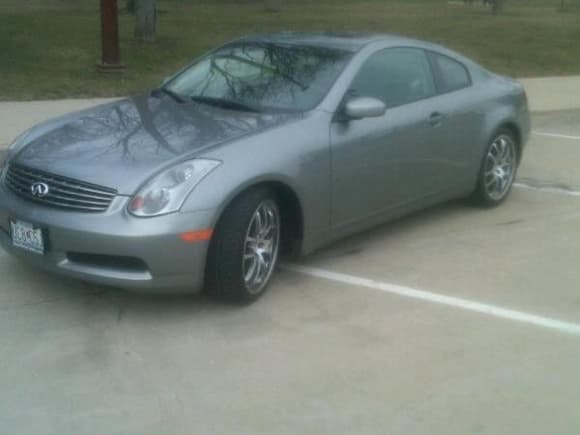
[134,0,156,41]
[126,0,136,14]
[491,0,505,15]
[264,0,283,13]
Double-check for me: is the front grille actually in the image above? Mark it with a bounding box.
[4,164,117,212]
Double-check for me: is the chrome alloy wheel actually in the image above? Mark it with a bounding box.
[242,200,280,294]
[483,134,517,201]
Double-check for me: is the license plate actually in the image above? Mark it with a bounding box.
[10,220,45,255]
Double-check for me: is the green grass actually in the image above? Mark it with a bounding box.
[1,0,579,100]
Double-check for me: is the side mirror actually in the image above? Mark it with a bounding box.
[344,97,386,120]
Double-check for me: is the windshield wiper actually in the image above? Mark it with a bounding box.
[151,87,186,103]
[190,95,261,113]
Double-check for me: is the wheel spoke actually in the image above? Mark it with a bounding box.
[490,142,498,157]
[262,239,273,252]
[499,138,507,159]
[242,200,280,294]
[259,218,271,239]
[486,176,497,190]
[483,135,516,200]
[254,209,263,233]
[260,254,269,279]
[486,154,497,170]
[245,237,257,253]
[244,256,258,283]
[501,175,509,192]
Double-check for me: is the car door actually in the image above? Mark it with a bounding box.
[330,47,447,228]
[427,51,483,188]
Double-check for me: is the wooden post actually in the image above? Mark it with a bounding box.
[97,0,124,72]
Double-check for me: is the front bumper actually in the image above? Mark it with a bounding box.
[0,182,215,293]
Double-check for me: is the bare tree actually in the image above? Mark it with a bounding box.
[134,0,157,41]
[491,0,506,15]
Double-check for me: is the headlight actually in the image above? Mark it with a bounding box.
[129,159,221,217]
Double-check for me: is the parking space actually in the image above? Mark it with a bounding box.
[298,187,580,323]
[1,110,580,434]
[520,109,580,191]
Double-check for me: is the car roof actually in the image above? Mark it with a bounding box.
[235,32,425,52]
[231,31,484,74]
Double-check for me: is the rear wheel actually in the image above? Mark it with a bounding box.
[205,188,280,304]
[471,129,518,207]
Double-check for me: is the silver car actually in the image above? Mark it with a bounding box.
[0,32,530,303]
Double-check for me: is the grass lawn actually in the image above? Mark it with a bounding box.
[1,0,579,100]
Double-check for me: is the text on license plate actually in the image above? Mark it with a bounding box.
[10,220,45,255]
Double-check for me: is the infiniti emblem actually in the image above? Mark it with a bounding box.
[30,182,50,197]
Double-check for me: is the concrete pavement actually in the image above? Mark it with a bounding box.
[1,76,579,147]
[1,225,580,435]
[0,98,117,148]
[1,87,580,434]
[1,122,580,433]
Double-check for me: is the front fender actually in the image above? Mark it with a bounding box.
[180,110,334,253]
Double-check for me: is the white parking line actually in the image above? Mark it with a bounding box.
[281,264,580,336]
[532,131,580,140]
[514,182,580,197]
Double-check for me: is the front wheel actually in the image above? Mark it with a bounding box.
[471,130,518,207]
[205,188,280,304]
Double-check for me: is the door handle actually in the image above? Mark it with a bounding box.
[428,112,444,127]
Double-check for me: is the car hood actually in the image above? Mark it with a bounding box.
[14,95,299,194]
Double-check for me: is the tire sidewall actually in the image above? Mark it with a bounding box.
[205,187,280,304]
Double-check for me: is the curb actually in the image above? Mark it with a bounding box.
[1,76,580,147]
[518,77,580,113]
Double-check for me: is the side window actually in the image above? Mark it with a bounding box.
[348,48,436,108]
[432,54,471,93]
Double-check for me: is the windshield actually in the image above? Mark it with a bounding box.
[165,42,352,112]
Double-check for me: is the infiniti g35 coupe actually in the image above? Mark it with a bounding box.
[0,32,530,304]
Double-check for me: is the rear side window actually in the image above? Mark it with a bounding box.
[349,47,436,108]
[432,53,471,93]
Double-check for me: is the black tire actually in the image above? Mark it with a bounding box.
[205,187,280,304]
[471,128,518,207]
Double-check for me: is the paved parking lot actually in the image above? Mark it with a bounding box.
[1,110,580,434]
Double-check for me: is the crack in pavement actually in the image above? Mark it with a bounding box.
[0,289,104,311]
[515,177,580,197]
[0,295,78,311]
